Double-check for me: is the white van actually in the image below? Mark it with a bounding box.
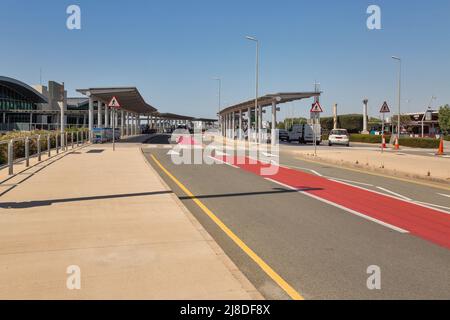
[288,124,322,145]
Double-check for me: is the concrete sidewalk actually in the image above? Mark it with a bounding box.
[0,137,260,299]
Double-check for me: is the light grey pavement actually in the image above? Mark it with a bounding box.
[0,135,260,300]
[143,134,450,300]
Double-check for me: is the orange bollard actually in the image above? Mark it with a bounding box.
[381,135,386,149]
[436,139,444,156]
[394,137,400,150]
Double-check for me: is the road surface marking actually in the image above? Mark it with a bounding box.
[167,150,180,156]
[438,193,450,198]
[264,178,409,233]
[330,178,450,215]
[262,152,279,158]
[326,177,374,187]
[208,156,239,169]
[281,164,323,177]
[376,187,412,201]
[150,154,304,300]
[294,156,450,191]
[414,201,450,213]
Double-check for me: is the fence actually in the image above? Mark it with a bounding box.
[0,131,90,176]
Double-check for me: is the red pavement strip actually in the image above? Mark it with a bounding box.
[215,155,450,250]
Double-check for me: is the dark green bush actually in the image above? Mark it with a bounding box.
[398,138,440,149]
[349,134,390,143]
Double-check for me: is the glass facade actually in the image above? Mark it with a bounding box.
[0,85,36,111]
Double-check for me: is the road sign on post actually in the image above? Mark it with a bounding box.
[379,101,390,153]
[310,102,323,156]
[380,101,390,114]
[108,96,121,109]
[310,101,323,113]
[108,97,121,151]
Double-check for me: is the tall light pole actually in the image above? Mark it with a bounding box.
[246,36,259,143]
[212,77,221,130]
[392,56,401,140]
[422,96,436,138]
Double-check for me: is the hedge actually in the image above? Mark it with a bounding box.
[444,136,450,142]
[349,134,391,144]
[0,129,88,165]
[398,138,440,149]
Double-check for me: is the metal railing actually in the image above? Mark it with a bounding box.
[0,131,90,176]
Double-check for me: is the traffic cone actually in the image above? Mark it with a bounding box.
[394,137,400,150]
[381,135,386,149]
[436,139,444,156]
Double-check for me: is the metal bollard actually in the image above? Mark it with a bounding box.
[25,136,30,167]
[8,139,13,175]
[47,135,51,157]
[37,135,42,161]
[65,133,68,151]
[71,132,74,149]
[56,134,59,154]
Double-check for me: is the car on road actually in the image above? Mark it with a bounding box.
[328,129,350,146]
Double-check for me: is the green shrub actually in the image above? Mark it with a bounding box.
[444,136,450,142]
[349,134,390,143]
[0,128,87,165]
[398,138,440,149]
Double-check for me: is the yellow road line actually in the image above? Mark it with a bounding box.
[150,154,304,300]
[295,156,450,192]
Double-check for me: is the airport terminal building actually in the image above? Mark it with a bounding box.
[1,75,217,135]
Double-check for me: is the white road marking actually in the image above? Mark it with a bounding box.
[209,156,239,169]
[167,150,180,156]
[262,152,279,158]
[215,150,230,156]
[281,164,323,177]
[326,177,374,187]
[376,187,412,201]
[414,201,450,213]
[438,193,450,198]
[264,178,409,233]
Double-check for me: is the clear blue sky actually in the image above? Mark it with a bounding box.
[1,0,449,120]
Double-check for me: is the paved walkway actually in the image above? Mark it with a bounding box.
[0,136,260,299]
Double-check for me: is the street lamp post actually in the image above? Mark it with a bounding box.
[246,36,259,143]
[422,96,436,138]
[392,56,401,140]
[212,77,221,132]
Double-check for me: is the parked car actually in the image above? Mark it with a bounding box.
[328,129,350,146]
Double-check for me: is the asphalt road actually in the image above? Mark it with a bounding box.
[142,134,450,300]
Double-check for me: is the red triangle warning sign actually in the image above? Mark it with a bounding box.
[380,101,390,113]
[310,101,323,113]
[108,96,121,108]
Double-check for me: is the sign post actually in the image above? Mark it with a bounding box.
[108,96,121,151]
[379,101,391,153]
[310,101,323,156]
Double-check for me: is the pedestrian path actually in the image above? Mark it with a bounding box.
[0,136,260,299]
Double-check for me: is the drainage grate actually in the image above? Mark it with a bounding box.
[87,149,105,154]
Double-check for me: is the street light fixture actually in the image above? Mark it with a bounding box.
[245,35,259,143]
[392,56,401,140]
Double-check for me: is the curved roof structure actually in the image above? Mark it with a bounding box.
[219,92,321,115]
[0,76,48,103]
[76,87,157,114]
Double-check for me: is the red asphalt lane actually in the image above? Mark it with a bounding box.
[216,155,450,250]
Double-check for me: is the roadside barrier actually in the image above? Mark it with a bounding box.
[0,131,89,176]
